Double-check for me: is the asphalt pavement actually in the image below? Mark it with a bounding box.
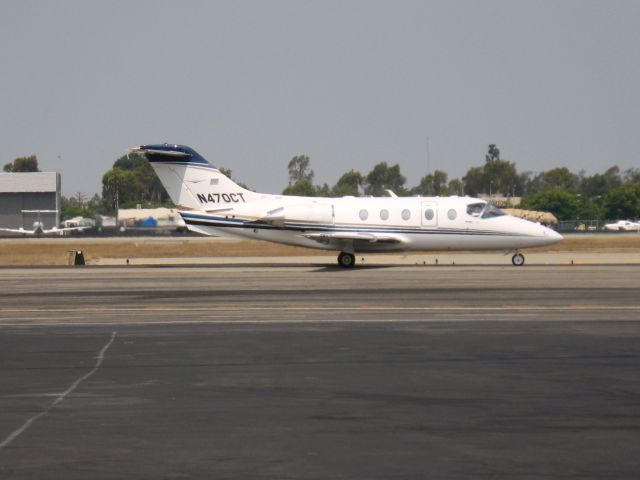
[0,264,639,479]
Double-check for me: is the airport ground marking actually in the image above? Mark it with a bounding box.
[2,316,640,328]
[0,331,117,451]
[2,305,640,314]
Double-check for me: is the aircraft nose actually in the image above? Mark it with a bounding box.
[543,226,563,243]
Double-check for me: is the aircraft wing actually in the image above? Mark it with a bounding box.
[42,226,91,234]
[0,228,32,234]
[300,231,405,246]
[0,226,91,235]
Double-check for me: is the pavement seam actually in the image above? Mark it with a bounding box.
[0,331,117,451]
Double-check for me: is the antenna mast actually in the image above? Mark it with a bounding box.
[426,136,431,174]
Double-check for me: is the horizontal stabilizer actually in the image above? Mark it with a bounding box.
[131,144,212,169]
[130,147,191,158]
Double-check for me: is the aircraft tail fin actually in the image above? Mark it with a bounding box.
[133,144,258,210]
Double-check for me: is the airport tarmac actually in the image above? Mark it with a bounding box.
[1,264,639,479]
[0,233,639,266]
[92,251,640,266]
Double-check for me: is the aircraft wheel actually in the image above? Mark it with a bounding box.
[512,253,525,266]
[337,252,356,268]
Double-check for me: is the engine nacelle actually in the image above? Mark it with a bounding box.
[263,203,334,226]
[285,203,333,224]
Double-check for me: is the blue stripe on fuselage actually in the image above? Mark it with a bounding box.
[179,212,524,237]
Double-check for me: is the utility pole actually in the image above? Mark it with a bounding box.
[426,136,431,174]
[110,178,120,231]
[115,184,119,230]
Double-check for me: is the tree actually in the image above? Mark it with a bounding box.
[219,167,250,190]
[413,170,448,196]
[461,166,484,196]
[462,145,523,197]
[3,155,40,172]
[102,168,136,213]
[580,166,622,197]
[520,189,580,221]
[483,155,522,197]
[522,168,579,196]
[365,162,407,196]
[519,172,536,195]
[601,183,640,220]
[447,178,464,196]
[486,144,500,162]
[623,168,640,184]
[218,167,233,178]
[287,155,314,185]
[282,155,322,196]
[540,167,579,190]
[113,154,146,171]
[61,193,104,219]
[331,170,363,197]
[316,183,331,197]
[575,194,603,220]
[101,153,171,213]
[282,179,317,196]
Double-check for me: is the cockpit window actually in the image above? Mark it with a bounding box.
[466,202,506,219]
[466,202,485,217]
[481,204,505,218]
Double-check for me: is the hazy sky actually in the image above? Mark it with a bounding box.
[1,0,639,196]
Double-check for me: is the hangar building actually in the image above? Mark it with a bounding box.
[0,172,61,232]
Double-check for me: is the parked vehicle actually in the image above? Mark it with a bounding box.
[604,220,640,231]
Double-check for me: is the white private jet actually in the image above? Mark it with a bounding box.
[132,144,563,267]
[0,210,91,236]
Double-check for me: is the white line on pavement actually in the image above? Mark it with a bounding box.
[0,331,118,451]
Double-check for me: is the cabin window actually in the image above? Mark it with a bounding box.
[482,204,505,218]
[380,209,389,221]
[401,209,411,221]
[466,202,485,217]
[424,209,434,221]
[359,209,369,221]
[447,209,457,220]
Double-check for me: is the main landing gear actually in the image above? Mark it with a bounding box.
[337,252,356,268]
[511,253,525,266]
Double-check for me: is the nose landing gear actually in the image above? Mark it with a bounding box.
[337,252,356,268]
[512,253,525,266]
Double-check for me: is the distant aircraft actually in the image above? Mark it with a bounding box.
[0,210,91,236]
[604,220,640,232]
[132,144,563,267]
